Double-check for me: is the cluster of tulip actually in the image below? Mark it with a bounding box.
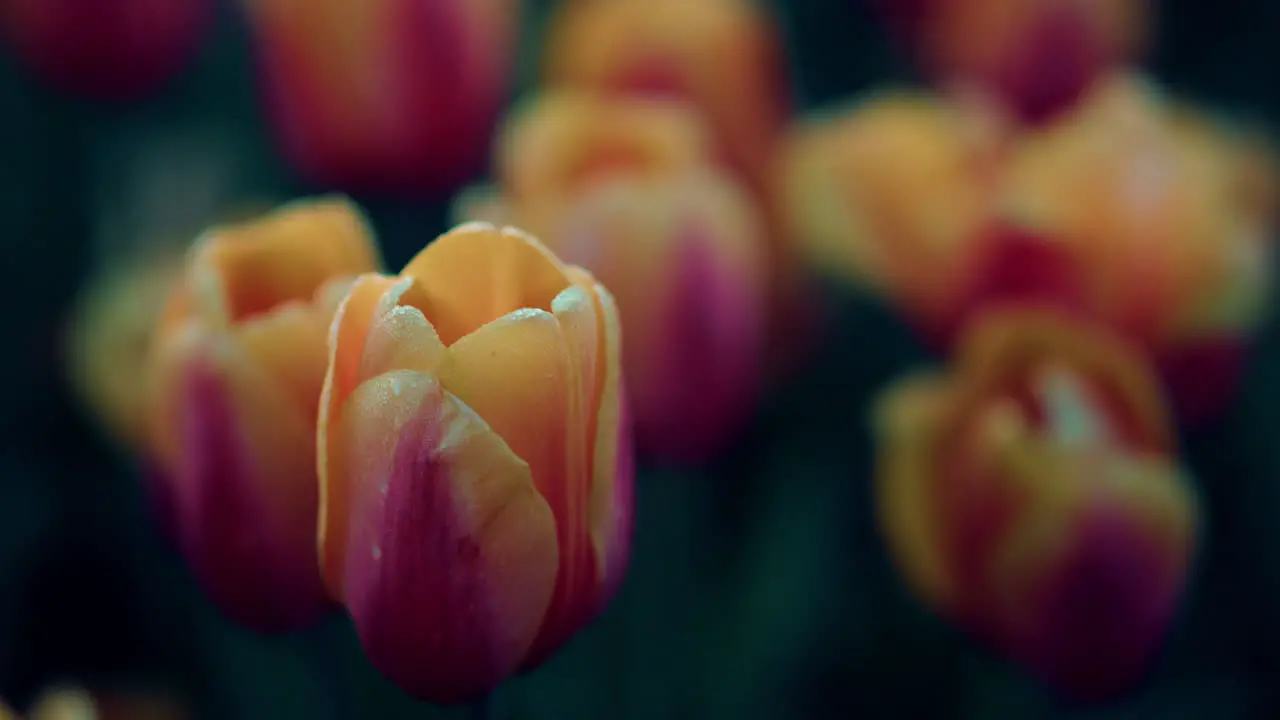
[781,0,1276,701]
[46,0,1280,710]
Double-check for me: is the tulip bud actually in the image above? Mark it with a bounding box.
[875,309,1197,700]
[146,197,382,633]
[779,92,993,324]
[1002,74,1276,422]
[496,91,714,212]
[242,0,519,194]
[318,223,634,703]
[543,0,789,193]
[0,0,211,100]
[876,0,1149,124]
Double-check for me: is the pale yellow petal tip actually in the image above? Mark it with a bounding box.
[29,687,97,720]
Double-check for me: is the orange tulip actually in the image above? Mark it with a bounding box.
[1001,74,1276,421]
[242,0,519,194]
[543,0,789,193]
[146,197,381,633]
[318,223,633,702]
[875,309,1197,700]
[779,91,998,335]
[65,254,183,448]
[877,0,1148,124]
[496,91,713,214]
[0,0,211,99]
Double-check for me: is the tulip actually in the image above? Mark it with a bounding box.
[242,0,520,194]
[779,91,999,333]
[495,91,714,216]
[542,0,790,194]
[318,223,634,702]
[1001,74,1276,422]
[874,309,1197,700]
[875,0,1148,124]
[65,254,184,449]
[146,197,381,633]
[0,0,210,100]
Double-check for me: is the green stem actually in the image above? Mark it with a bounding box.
[470,692,494,720]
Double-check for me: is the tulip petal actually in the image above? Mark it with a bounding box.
[325,370,557,702]
[150,321,332,632]
[189,196,381,325]
[436,305,598,659]
[401,223,573,346]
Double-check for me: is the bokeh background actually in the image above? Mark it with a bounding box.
[3,0,1280,718]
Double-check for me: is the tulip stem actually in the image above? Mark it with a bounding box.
[469,692,494,720]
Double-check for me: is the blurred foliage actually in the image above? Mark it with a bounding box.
[1,0,1279,718]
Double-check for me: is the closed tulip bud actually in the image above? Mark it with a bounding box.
[543,0,789,194]
[0,0,211,100]
[1003,74,1276,422]
[497,91,713,212]
[876,0,1148,124]
[875,309,1197,700]
[318,223,634,703]
[242,0,520,194]
[147,197,382,633]
[779,92,994,326]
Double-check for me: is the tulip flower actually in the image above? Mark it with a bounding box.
[65,254,184,449]
[242,0,520,194]
[318,223,634,703]
[875,0,1148,124]
[543,0,790,194]
[146,197,381,633]
[0,0,211,100]
[495,91,714,215]
[779,91,999,334]
[1001,74,1277,422]
[874,309,1197,700]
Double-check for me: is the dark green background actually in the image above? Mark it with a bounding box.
[2,0,1280,717]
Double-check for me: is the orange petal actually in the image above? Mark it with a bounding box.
[400,223,572,346]
[322,369,557,702]
[187,196,381,326]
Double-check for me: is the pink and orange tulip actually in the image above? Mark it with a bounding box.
[462,92,770,461]
[876,0,1148,124]
[875,309,1197,700]
[0,0,211,99]
[242,0,519,194]
[779,91,998,337]
[146,197,381,633]
[1000,75,1277,421]
[543,0,790,194]
[318,223,633,703]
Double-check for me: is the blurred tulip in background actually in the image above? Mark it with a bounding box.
[0,0,211,100]
[876,0,1149,124]
[875,309,1197,700]
[543,0,808,365]
[318,224,633,702]
[242,0,519,195]
[145,197,381,633]
[460,92,770,462]
[65,254,184,449]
